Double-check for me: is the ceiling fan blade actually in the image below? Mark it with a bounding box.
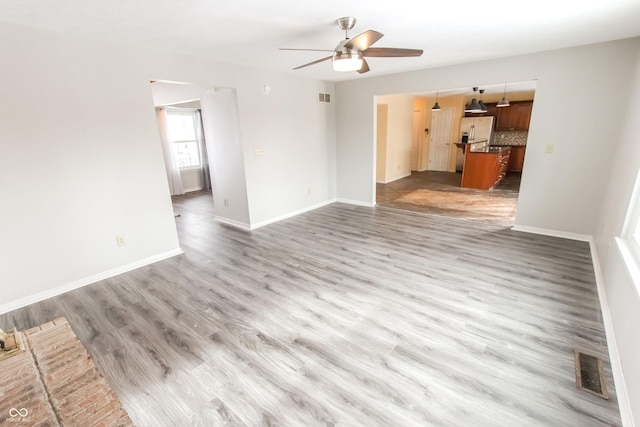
[292,55,333,70]
[344,30,384,51]
[357,58,370,74]
[363,47,423,57]
[279,48,334,52]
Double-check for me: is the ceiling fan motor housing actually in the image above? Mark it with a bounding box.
[337,17,356,31]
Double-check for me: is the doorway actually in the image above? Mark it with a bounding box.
[150,81,252,234]
[375,82,535,227]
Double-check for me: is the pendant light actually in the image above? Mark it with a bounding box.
[464,87,483,113]
[478,89,488,112]
[497,83,510,107]
[431,90,441,111]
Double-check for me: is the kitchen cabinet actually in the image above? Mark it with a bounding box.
[495,101,532,131]
[461,147,510,190]
[507,146,526,172]
[463,100,533,130]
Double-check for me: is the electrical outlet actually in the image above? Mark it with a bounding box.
[253,148,264,156]
[224,199,229,207]
[115,235,126,247]
[545,144,554,154]
[308,188,311,195]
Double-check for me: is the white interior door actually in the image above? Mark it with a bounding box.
[428,108,453,171]
[411,110,421,171]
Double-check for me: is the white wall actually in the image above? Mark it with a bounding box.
[180,169,203,192]
[376,94,415,183]
[335,37,640,235]
[151,82,206,106]
[200,89,251,227]
[238,77,336,226]
[594,48,640,424]
[0,22,336,310]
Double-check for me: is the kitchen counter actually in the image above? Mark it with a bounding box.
[474,145,511,153]
[455,140,489,154]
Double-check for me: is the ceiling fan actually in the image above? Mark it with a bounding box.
[280,17,423,74]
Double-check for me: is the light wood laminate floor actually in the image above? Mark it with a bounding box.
[0,191,621,426]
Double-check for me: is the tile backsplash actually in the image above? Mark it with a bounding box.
[493,130,528,146]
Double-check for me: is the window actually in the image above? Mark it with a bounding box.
[165,111,201,168]
[619,169,640,288]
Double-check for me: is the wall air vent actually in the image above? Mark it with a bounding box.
[318,93,331,103]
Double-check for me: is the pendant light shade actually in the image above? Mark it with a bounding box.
[497,84,510,107]
[464,98,482,113]
[431,90,441,111]
[478,89,488,112]
[464,87,484,113]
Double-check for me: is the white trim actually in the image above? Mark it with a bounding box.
[0,248,184,315]
[249,200,335,230]
[376,173,412,185]
[511,224,591,241]
[214,216,251,231]
[336,198,375,207]
[616,237,640,299]
[589,238,634,427]
[183,186,203,193]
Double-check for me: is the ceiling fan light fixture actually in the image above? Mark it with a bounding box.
[332,51,364,72]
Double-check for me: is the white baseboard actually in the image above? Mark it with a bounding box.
[216,199,376,231]
[214,216,251,231]
[250,199,336,230]
[511,224,591,241]
[184,186,203,193]
[378,173,412,185]
[588,239,634,426]
[336,198,375,207]
[0,248,184,315]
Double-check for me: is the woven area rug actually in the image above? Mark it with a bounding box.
[0,317,132,426]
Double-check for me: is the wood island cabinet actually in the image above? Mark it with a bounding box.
[507,145,526,172]
[461,147,510,190]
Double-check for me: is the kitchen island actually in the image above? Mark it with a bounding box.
[461,146,510,190]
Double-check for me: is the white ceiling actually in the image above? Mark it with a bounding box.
[1,0,639,82]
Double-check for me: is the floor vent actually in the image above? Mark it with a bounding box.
[574,350,608,399]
